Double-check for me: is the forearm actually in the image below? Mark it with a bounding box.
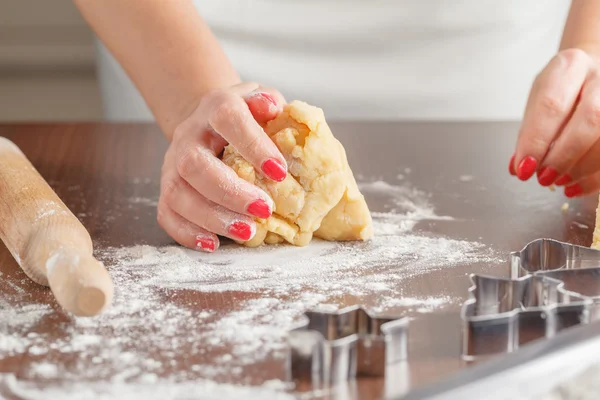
[561,0,600,56]
[73,0,240,139]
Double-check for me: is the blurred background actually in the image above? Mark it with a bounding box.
[0,1,570,124]
[0,0,102,122]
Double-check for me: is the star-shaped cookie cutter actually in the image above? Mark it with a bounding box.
[286,305,409,385]
[461,238,600,360]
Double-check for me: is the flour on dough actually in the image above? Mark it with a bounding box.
[222,100,373,247]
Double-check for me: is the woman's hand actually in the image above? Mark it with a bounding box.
[510,48,600,197]
[157,82,287,252]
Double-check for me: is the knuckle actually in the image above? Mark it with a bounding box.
[161,177,181,205]
[211,99,239,126]
[172,124,188,142]
[522,134,549,156]
[176,148,201,179]
[539,92,569,116]
[558,48,589,67]
[218,177,243,204]
[242,134,263,159]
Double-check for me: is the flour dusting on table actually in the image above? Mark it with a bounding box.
[0,179,501,399]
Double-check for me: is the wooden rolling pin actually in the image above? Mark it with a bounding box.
[0,137,113,316]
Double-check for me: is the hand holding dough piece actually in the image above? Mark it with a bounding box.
[222,100,373,247]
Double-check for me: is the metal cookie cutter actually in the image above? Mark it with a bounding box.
[510,238,600,278]
[286,305,409,385]
[461,238,600,360]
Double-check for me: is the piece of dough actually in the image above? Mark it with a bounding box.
[593,193,600,250]
[221,100,373,247]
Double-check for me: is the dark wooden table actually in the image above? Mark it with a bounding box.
[0,122,597,399]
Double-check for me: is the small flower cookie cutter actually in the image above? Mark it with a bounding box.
[286,305,409,385]
[461,238,600,360]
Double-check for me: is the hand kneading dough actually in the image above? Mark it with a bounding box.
[221,100,373,247]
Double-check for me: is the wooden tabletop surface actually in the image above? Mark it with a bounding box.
[0,121,597,399]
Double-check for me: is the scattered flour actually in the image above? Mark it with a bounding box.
[0,179,501,399]
[28,362,59,379]
[128,197,159,207]
[373,296,454,314]
[0,374,294,400]
[0,303,51,354]
[358,180,454,223]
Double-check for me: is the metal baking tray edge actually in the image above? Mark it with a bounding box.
[399,321,600,400]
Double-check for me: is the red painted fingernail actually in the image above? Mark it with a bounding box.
[262,159,287,182]
[256,92,277,108]
[517,156,537,181]
[228,221,253,241]
[537,167,559,187]
[196,237,215,252]
[564,184,583,198]
[555,174,572,186]
[509,154,516,176]
[247,199,272,219]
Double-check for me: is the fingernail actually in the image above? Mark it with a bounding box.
[537,167,559,187]
[509,154,516,176]
[564,183,583,198]
[517,156,537,181]
[228,221,253,241]
[247,91,278,114]
[247,199,272,219]
[262,159,287,182]
[256,92,277,107]
[196,237,215,252]
[555,174,572,186]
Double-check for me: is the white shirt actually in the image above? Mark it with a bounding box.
[96,0,571,121]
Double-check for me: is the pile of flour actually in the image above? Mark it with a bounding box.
[0,177,501,399]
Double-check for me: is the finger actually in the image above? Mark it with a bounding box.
[242,86,286,124]
[563,133,600,183]
[161,173,256,241]
[203,90,288,182]
[229,82,284,122]
[229,81,261,95]
[171,81,260,148]
[156,202,219,253]
[509,153,516,176]
[537,73,600,186]
[562,170,600,198]
[512,49,590,181]
[175,139,274,219]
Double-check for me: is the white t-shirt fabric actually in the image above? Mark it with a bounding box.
[95,0,571,121]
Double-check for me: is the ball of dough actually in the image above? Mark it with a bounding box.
[222,100,373,247]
